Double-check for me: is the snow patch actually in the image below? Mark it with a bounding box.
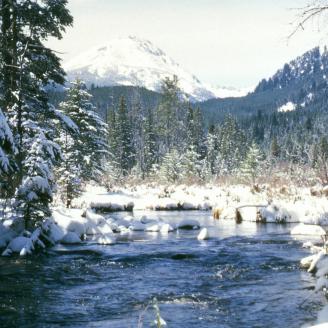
[277,101,296,113]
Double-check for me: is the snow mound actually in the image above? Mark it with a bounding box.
[94,235,116,245]
[61,232,82,244]
[291,224,326,236]
[177,219,200,230]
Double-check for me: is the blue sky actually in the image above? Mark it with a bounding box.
[48,0,325,88]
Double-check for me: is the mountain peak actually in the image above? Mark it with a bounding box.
[64,36,247,101]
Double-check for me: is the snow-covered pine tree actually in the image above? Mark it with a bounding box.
[217,115,247,175]
[159,149,182,183]
[192,107,205,156]
[106,108,121,183]
[0,0,73,228]
[0,108,16,198]
[204,124,219,178]
[181,145,202,182]
[239,142,264,185]
[116,96,135,176]
[56,80,109,206]
[130,102,145,178]
[143,106,157,177]
[315,136,328,184]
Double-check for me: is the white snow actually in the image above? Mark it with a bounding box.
[291,224,326,236]
[277,101,296,113]
[93,235,116,245]
[61,232,82,244]
[197,228,210,240]
[64,36,233,102]
[177,219,200,230]
[73,184,328,226]
[5,236,32,253]
[204,83,254,98]
[160,223,174,233]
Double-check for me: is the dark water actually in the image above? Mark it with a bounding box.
[0,212,325,328]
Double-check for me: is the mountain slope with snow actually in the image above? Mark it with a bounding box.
[64,36,247,102]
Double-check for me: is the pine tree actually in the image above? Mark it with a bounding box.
[181,145,202,181]
[270,136,280,158]
[159,149,182,183]
[143,106,157,177]
[107,108,121,178]
[192,107,205,156]
[0,0,73,228]
[316,136,328,184]
[116,96,135,176]
[239,142,263,185]
[56,80,109,207]
[204,124,219,177]
[157,75,182,153]
[0,108,16,198]
[218,115,247,175]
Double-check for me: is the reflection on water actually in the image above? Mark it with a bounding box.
[0,212,325,328]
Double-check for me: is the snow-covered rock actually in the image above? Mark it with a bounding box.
[177,219,200,230]
[291,224,326,236]
[4,236,32,254]
[301,254,319,269]
[180,202,198,210]
[85,209,106,225]
[49,222,65,242]
[61,232,82,244]
[129,221,146,231]
[160,223,174,233]
[145,223,161,232]
[197,228,210,240]
[308,250,326,273]
[53,208,87,236]
[95,235,116,245]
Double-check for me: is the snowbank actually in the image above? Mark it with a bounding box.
[291,224,326,236]
[300,245,328,326]
[73,184,328,225]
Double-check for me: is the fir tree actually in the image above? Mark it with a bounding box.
[270,136,280,159]
[157,75,182,153]
[56,80,109,207]
[143,106,157,176]
[181,145,202,181]
[159,149,182,183]
[239,142,263,185]
[0,0,73,228]
[204,124,219,177]
[218,115,247,175]
[107,108,120,176]
[0,108,16,198]
[116,96,135,176]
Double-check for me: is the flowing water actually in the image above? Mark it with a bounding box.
[0,212,326,327]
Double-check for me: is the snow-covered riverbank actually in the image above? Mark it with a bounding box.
[74,184,328,224]
[1,183,328,256]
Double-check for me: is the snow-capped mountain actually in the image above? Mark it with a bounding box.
[64,36,246,102]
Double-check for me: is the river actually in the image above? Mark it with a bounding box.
[0,211,325,327]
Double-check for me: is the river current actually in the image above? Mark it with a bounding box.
[0,211,325,327]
